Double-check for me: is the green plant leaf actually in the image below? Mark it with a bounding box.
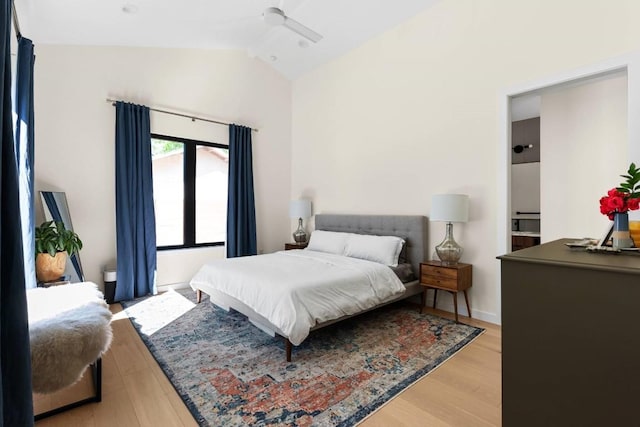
[34,220,82,256]
[617,163,640,195]
[45,241,55,257]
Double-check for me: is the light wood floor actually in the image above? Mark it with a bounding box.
[34,302,501,427]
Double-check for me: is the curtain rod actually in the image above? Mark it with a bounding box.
[106,98,258,132]
[12,0,21,38]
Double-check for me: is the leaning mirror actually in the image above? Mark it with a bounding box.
[40,191,85,282]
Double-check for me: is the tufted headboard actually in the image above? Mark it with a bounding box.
[314,214,428,277]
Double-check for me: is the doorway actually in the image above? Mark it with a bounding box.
[510,97,541,251]
[510,70,628,248]
[496,54,640,324]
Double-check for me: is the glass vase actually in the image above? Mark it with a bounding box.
[612,212,634,249]
[630,220,640,248]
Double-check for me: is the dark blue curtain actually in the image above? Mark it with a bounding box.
[0,0,34,423]
[226,124,257,257]
[115,102,157,301]
[15,36,36,290]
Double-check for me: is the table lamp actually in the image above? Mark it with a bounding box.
[431,194,469,265]
[289,199,312,243]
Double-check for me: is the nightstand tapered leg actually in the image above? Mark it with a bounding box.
[452,291,459,323]
[463,290,471,318]
[432,289,438,309]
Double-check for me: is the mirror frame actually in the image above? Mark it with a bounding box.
[40,191,85,282]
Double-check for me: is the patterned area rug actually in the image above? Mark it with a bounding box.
[122,289,483,426]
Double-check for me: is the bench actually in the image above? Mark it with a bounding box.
[27,282,113,420]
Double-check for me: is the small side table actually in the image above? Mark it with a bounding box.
[420,261,472,323]
[37,280,71,288]
[285,242,308,250]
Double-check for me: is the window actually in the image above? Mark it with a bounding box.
[151,134,229,250]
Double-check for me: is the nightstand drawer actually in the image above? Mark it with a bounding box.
[421,265,458,279]
[421,275,458,290]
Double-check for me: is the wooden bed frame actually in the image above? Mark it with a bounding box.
[194,214,428,361]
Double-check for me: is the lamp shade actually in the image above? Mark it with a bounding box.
[289,199,312,219]
[431,194,469,223]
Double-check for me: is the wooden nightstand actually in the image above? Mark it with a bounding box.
[420,261,472,323]
[284,242,308,250]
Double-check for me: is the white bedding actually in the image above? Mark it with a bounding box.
[189,249,405,345]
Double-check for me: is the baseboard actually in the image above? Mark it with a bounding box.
[157,282,191,293]
[426,295,500,325]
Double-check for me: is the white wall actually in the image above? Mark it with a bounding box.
[541,73,628,242]
[33,45,292,289]
[291,0,640,323]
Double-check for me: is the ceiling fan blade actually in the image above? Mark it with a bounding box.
[283,16,323,43]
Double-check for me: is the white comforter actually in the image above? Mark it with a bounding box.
[189,250,405,345]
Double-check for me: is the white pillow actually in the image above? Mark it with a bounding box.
[344,234,405,267]
[306,230,351,255]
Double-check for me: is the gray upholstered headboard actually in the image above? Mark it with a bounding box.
[314,214,428,277]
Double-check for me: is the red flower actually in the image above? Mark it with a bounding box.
[599,187,640,217]
[610,196,625,211]
[599,164,640,218]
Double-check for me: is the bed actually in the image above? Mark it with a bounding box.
[189,214,427,361]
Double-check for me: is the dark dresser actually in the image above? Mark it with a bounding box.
[498,239,640,426]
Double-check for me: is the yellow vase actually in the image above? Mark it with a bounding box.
[630,221,640,247]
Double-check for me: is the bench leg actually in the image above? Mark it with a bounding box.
[94,357,102,402]
[34,358,103,421]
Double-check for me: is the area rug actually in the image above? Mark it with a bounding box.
[121,289,483,426]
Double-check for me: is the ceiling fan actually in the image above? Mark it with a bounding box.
[262,6,323,43]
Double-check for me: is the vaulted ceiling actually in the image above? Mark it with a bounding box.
[15,0,439,79]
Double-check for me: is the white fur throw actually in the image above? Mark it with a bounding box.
[28,282,113,394]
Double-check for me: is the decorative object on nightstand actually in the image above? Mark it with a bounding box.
[420,261,472,323]
[431,194,469,265]
[289,199,312,243]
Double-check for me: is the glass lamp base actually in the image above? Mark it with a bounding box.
[436,222,463,265]
[293,218,308,243]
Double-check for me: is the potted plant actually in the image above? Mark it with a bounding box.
[35,220,83,282]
